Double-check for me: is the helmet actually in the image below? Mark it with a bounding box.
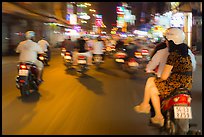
[164,28,185,45]
[25,31,35,39]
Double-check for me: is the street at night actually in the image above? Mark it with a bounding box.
[2,48,202,135]
[2,2,202,135]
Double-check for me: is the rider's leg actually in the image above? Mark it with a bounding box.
[134,77,163,118]
[35,60,44,81]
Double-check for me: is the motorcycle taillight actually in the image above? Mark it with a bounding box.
[20,64,27,70]
[111,46,115,49]
[135,52,142,58]
[117,55,126,58]
[39,56,44,60]
[141,49,149,55]
[65,52,70,56]
[129,58,136,62]
[78,56,86,59]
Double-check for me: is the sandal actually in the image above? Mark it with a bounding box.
[150,116,164,127]
[134,104,150,114]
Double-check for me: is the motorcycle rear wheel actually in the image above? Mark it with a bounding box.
[174,119,189,135]
[20,86,30,96]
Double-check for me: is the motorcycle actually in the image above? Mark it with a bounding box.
[63,51,73,69]
[76,54,89,75]
[141,48,151,63]
[122,57,140,74]
[114,48,127,66]
[150,87,192,135]
[121,49,147,74]
[38,53,49,66]
[105,45,116,58]
[93,54,103,69]
[15,61,39,96]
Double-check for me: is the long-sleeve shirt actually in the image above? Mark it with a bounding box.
[146,47,169,77]
[146,47,196,77]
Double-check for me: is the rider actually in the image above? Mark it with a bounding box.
[62,36,76,56]
[124,38,139,61]
[92,36,105,61]
[75,36,93,66]
[146,30,196,78]
[38,36,51,62]
[16,31,44,83]
[134,27,194,127]
[115,38,125,51]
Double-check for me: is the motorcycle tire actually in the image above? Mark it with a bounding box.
[31,80,38,91]
[174,119,189,135]
[166,119,176,135]
[20,86,30,96]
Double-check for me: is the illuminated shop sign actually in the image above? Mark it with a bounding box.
[67,3,73,14]
[79,14,90,20]
[70,14,77,25]
[117,6,125,14]
[95,19,102,27]
[170,12,184,27]
[117,15,125,28]
[95,14,102,19]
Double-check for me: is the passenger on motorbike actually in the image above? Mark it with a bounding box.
[134,27,194,127]
[115,38,125,51]
[62,36,76,56]
[38,36,51,63]
[74,36,93,66]
[146,41,169,78]
[16,31,44,83]
[92,36,105,61]
[146,34,196,78]
[124,39,139,61]
[38,36,50,53]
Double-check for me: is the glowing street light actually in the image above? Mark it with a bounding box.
[84,3,91,6]
[89,9,96,12]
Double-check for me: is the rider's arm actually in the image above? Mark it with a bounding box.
[16,42,23,53]
[36,43,44,55]
[160,64,173,80]
[188,49,196,72]
[160,53,174,80]
[145,50,162,73]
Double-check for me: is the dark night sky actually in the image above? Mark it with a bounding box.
[95,2,169,33]
[97,2,120,33]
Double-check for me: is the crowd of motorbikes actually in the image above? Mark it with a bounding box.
[15,37,201,135]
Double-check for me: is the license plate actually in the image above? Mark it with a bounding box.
[94,56,102,62]
[64,56,71,60]
[174,106,192,119]
[78,60,86,64]
[142,53,149,56]
[19,70,29,76]
[128,62,138,67]
[115,59,124,63]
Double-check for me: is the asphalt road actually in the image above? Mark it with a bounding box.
[2,48,202,135]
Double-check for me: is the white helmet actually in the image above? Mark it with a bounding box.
[25,31,35,39]
[164,28,185,45]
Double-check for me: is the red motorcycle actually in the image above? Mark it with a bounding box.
[150,88,192,135]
